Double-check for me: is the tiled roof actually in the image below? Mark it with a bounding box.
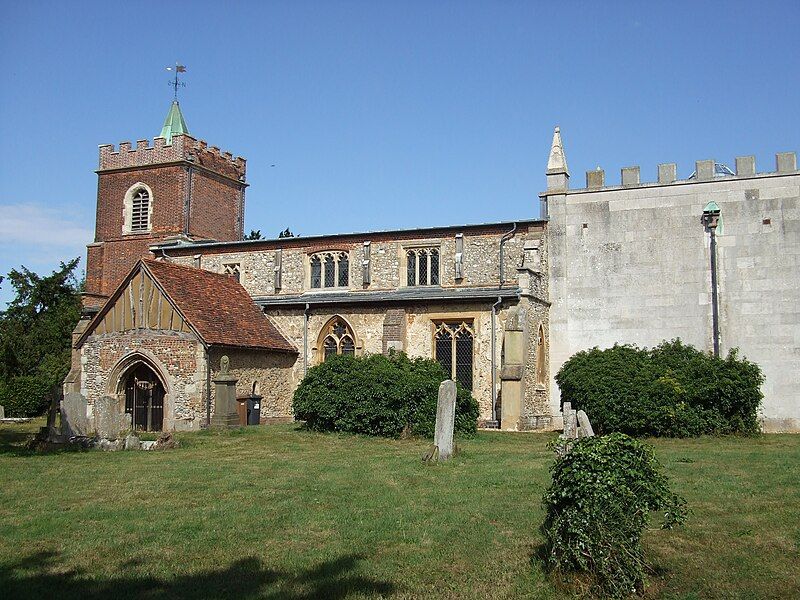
[143,259,296,352]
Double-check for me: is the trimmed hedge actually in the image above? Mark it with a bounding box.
[541,433,686,598]
[555,339,763,437]
[292,352,479,438]
[0,375,54,418]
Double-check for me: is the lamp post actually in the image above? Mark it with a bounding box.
[701,203,721,357]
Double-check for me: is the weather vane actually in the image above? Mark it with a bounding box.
[166,62,187,100]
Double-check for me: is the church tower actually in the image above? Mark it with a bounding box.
[83,101,247,309]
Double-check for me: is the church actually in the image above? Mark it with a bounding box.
[63,101,800,434]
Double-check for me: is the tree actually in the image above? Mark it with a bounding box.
[0,259,82,416]
[244,229,263,240]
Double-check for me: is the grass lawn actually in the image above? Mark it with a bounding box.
[0,420,798,599]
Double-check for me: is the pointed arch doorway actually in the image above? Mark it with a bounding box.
[123,363,165,432]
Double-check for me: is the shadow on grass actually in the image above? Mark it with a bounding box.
[1,550,395,599]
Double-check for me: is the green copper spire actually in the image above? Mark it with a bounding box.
[159,100,189,143]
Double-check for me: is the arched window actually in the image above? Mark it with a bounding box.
[434,321,474,390]
[123,183,153,233]
[406,248,440,286]
[318,316,356,362]
[310,252,349,289]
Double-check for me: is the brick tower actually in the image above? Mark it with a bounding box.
[83,101,247,309]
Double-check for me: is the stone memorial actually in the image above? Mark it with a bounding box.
[0,405,4,420]
[561,402,578,440]
[95,395,132,440]
[576,410,595,438]
[61,392,89,438]
[124,433,141,450]
[424,380,457,462]
[211,355,240,428]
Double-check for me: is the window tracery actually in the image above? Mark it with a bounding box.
[434,320,474,390]
[319,317,356,361]
[406,248,440,286]
[310,252,349,289]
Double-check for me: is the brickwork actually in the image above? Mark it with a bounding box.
[86,133,246,301]
[80,330,206,431]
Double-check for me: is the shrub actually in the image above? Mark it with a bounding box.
[541,433,686,598]
[0,375,54,417]
[555,339,763,437]
[292,352,478,438]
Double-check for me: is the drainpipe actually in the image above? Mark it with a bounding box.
[701,205,722,357]
[491,296,503,423]
[303,303,310,374]
[205,344,212,427]
[499,222,517,287]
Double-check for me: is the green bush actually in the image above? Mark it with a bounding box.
[0,375,54,417]
[555,339,763,437]
[292,352,479,438]
[541,433,686,598]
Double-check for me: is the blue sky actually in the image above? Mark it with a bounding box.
[1,1,798,306]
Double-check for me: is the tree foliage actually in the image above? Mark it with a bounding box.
[555,339,763,437]
[293,352,478,438]
[0,259,82,416]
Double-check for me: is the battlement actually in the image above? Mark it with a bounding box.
[98,134,246,180]
[575,151,797,192]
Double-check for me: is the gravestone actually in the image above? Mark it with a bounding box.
[95,395,132,440]
[0,405,4,420]
[561,402,578,440]
[61,392,89,437]
[211,355,240,428]
[576,410,595,438]
[424,380,457,462]
[124,433,141,450]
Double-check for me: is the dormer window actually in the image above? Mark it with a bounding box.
[310,252,349,289]
[123,183,153,234]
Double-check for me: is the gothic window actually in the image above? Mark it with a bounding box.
[123,183,153,234]
[310,252,349,289]
[434,321,474,390]
[319,316,356,362]
[223,263,241,283]
[406,248,440,286]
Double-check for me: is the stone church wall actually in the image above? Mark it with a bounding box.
[80,330,207,431]
[547,160,800,432]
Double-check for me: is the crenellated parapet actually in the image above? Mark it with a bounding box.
[98,134,246,181]
[576,152,797,192]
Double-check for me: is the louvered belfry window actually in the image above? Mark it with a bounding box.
[131,189,150,231]
[434,321,474,390]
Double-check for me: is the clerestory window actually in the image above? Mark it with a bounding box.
[223,263,241,283]
[406,247,440,286]
[433,320,474,390]
[310,252,349,289]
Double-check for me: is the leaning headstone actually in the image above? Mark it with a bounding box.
[424,380,457,462]
[576,410,595,438]
[0,405,4,420]
[95,395,132,440]
[61,392,89,438]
